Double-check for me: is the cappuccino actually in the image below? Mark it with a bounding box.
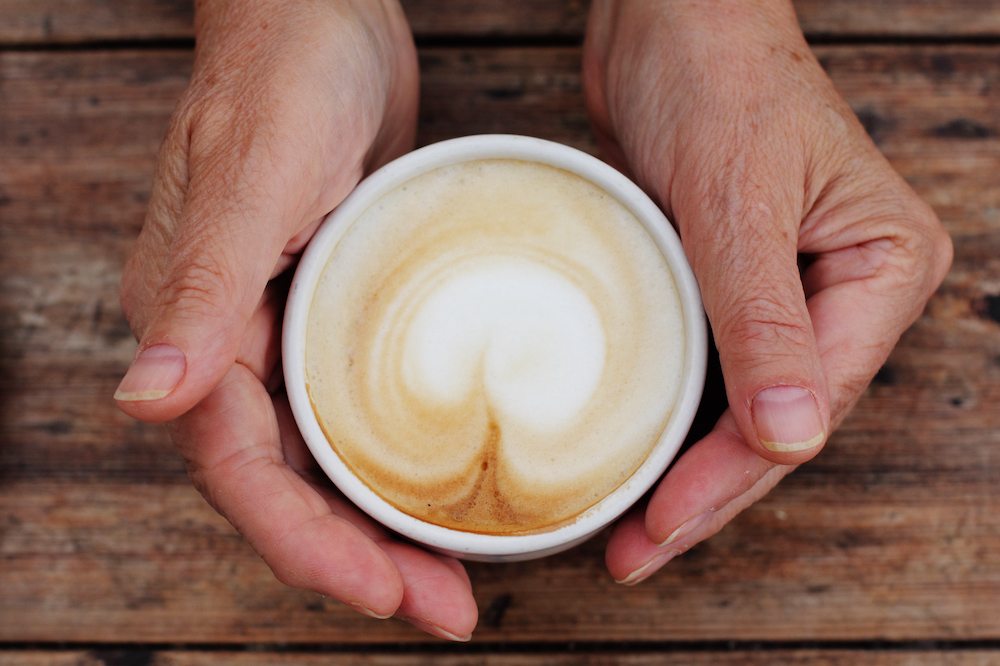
[305,158,685,535]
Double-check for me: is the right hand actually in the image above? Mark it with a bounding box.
[115,0,478,641]
[582,0,952,585]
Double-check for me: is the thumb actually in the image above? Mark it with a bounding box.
[115,188,292,422]
[114,118,359,423]
[680,190,830,466]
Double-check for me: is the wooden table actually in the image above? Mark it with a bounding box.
[2,1,999,663]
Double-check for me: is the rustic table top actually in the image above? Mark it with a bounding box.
[2,1,999,664]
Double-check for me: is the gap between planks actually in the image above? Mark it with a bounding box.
[4,646,1000,666]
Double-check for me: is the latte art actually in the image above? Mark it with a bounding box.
[306,159,685,534]
[400,260,606,432]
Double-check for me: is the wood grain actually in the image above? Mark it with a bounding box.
[0,50,189,485]
[5,651,1000,666]
[1,43,998,645]
[4,474,1000,643]
[2,0,1000,44]
[795,0,1000,38]
[417,48,593,151]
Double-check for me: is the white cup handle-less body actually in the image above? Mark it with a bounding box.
[283,135,707,562]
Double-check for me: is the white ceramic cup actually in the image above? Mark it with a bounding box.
[283,135,707,562]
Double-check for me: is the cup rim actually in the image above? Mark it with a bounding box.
[283,134,707,560]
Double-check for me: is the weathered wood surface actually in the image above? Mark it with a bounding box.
[6,651,1000,666]
[4,474,1000,643]
[2,43,998,648]
[2,0,1000,44]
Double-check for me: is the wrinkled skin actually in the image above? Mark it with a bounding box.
[117,0,477,641]
[583,0,951,582]
[116,0,952,639]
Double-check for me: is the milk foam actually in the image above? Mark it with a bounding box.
[400,260,606,431]
[306,159,684,534]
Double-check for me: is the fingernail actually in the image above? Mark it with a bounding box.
[615,549,681,586]
[752,386,824,453]
[114,344,186,401]
[348,602,393,620]
[658,510,713,548]
[398,616,472,642]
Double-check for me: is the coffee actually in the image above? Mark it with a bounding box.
[305,159,685,535]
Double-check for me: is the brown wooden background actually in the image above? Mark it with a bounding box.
[2,0,999,664]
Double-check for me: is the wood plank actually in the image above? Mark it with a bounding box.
[4,44,997,480]
[4,651,1000,666]
[815,47,1000,238]
[0,0,193,45]
[417,48,593,151]
[4,471,1000,643]
[1,0,1000,44]
[795,0,1000,38]
[2,45,999,644]
[0,50,189,483]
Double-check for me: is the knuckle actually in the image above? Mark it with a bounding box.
[926,220,954,287]
[157,256,240,323]
[718,292,813,355]
[892,203,954,297]
[688,166,797,266]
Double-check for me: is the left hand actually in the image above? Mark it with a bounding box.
[582,0,952,583]
[115,0,477,639]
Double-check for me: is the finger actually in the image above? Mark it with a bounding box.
[800,195,952,420]
[303,479,479,640]
[168,363,405,617]
[115,104,361,422]
[676,154,830,466]
[275,376,479,640]
[608,191,952,586]
[380,541,478,641]
[606,411,794,585]
[269,215,326,280]
[273,390,327,485]
[233,278,288,391]
[305,479,479,640]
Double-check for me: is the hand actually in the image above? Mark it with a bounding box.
[115,0,477,640]
[583,0,952,583]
